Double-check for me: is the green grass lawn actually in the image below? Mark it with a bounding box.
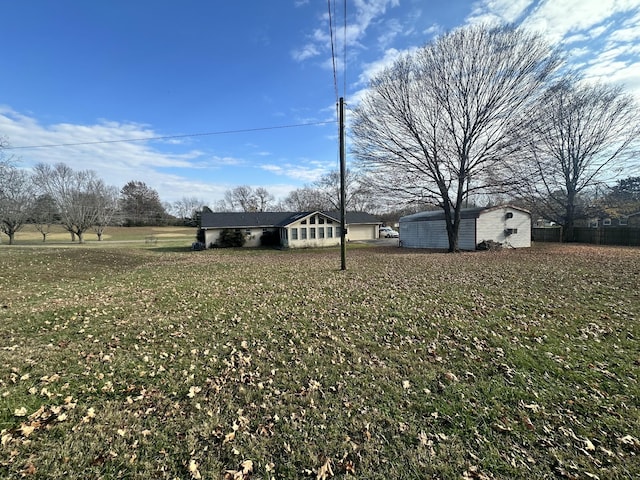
[0,244,638,479]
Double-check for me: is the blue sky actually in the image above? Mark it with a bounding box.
[2,0,639,206]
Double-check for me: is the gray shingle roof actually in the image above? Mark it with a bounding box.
[400,205,530,223]
[200,211,381,228]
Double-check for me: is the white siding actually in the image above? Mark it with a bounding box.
[476,208,531,248]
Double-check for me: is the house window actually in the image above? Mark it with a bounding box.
[319,218,325,224]
[603,218,611,226]
[301,228,307,240]
[301,219,307,224]
[327,227,333,238]
[620,217,628,226]
[505,212,514,219]
[505,228,518,235]
[291,228,298,240]
[310,228,316,239]
[326,219,333,224]
[310,216,316,224]
[319,227,325,238]
[245,229,251,235]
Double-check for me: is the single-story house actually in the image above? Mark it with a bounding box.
[399,205,531,250]
[200,210,381,248]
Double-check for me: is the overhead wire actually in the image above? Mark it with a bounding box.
[4,120,335,150]
[343,0,347,101]
[327,0,340,107]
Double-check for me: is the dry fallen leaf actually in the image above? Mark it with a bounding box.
[316,457,334,480]
[14,407,28,417]
[188,459,202,479]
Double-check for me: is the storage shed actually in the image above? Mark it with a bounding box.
[399,205,531,250]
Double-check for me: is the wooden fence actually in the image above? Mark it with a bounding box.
[533,226,640,246]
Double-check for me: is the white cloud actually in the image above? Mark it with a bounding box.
[292,0,401,63]
[292,43,321,61]
[260,159,333,183]
[467,0,534,25]
[0,107,234,203]
[465,1,640,100]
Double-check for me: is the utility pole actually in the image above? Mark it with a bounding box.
[339,97,347,271]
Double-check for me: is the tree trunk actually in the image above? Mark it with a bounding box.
[563,191,576,242]
[9,232,15,245]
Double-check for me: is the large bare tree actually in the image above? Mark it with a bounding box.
[0,161,34,245]
[33,163,113,243]
[516,80,640,240]
[351,25,561,251]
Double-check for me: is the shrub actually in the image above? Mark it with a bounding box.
[215,229,246,248]
[477,239,502,251]
[260,230,280,247]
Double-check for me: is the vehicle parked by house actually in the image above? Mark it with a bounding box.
[379,226,399,238]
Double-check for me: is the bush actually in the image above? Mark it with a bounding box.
[215,229,246,248]
[260,230,280,247]
[477,239,502,251]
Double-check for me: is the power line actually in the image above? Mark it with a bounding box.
[327,0,339,105]
[343,0,347,100]
[4,120,335,150]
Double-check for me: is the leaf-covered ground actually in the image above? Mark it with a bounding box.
[0,244,638,479]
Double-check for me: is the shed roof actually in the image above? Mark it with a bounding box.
[400,205,530,223]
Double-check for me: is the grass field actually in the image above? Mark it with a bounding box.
[0,243,638,479]
[2,224,198,245]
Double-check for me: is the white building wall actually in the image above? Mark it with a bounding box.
[347,224,376,241]
[287,214,341,248]
[476,207,531,248]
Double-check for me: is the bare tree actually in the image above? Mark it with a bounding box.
[516,80,640,241]
[314,169,378,212]
[254,187,274,212]
[173,196,206,222]
[0,161,34,245]
[31,194,58,242]
[351,25,561,251]
[33,163,109,243]
[281,186,331,211]
[91,183,119,241]
[223,186,275,212]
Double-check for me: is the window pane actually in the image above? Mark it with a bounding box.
[301,228,307,240]
[310,228,316,239]
[327,227,333,238]
[291,228,298,240]
[319,227,325,238]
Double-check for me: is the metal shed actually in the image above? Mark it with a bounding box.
[399,205,531,250]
